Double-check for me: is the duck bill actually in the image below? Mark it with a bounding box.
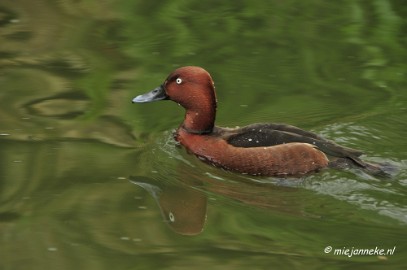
[132,85,168,103]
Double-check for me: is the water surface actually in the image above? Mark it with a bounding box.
[1,1,407,269]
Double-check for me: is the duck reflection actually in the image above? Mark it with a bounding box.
[130,176,207,236]
[130,174,302,236]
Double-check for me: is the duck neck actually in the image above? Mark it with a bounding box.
[182,103,216,135]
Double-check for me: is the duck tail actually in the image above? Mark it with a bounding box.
[328,157,396,178]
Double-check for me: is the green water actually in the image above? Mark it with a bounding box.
[1,0,407,269]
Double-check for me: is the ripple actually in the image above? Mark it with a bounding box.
[305,171,407,224]
[23,91,90,119]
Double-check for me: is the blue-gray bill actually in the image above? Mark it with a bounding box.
[132,85,168,103]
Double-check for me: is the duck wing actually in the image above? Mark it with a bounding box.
[223,123,363,160]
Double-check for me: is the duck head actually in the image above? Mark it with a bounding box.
[133,66,217,134]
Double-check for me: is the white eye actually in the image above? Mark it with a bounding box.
[176,78,182,84]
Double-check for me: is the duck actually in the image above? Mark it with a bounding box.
[132,66,385,177]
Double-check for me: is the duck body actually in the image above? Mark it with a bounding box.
[176,127,328,176]
[133,66,381,177]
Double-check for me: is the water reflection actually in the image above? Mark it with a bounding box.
[130,170,310,236]
[130,176,207,235]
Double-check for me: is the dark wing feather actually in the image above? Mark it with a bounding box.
[224,123,363,159]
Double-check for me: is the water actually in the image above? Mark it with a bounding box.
[1,1,407,269]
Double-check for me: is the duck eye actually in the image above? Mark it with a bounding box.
[176,78,182,85]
